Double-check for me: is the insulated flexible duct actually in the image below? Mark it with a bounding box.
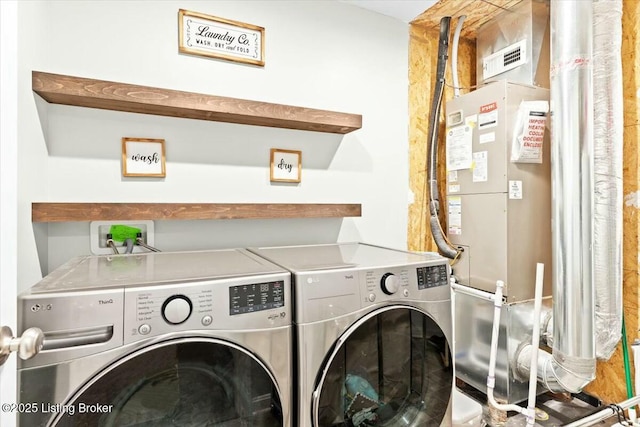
[427,17,458,259]
[592,0,623,360]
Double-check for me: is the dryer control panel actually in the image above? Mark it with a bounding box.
[364,269,411,299]
[361,262,450,306]
[295,259,450,324]
[123,273,290,344]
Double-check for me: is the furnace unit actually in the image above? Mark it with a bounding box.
[447,80,552,403]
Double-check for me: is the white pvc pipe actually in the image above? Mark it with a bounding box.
[452,15,466,97]
[450,278,457,381]
[487,280,527,414]
[525,263,545,426]
[451,280,495,302]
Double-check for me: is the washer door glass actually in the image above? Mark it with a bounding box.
[52,338,283,427]
[313,307,452,427]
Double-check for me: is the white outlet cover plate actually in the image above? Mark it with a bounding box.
[90,220,155,255]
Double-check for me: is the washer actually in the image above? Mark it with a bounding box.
[17,249,292,427]
[249,243,453,427]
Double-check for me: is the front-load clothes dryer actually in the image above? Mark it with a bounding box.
[248,243,453,427]
[17,249,292,427]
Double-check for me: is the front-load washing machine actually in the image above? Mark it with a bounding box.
[17,249,292,427]
[249,243,453,427]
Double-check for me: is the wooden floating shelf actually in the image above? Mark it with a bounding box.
[32,203,362,223]
[32,71,362,134]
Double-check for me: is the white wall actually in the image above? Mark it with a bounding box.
[17,1,410,290]
[1,0,19,418]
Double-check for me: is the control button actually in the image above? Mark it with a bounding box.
[138,324,151,335]
[162,295,193,325]
[380,273,400,295]
[202,315,213,326]
[368,293,376,302]
[403,289,410,297]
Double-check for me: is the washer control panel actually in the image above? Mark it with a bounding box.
[229,281,285,315]
[123,273,290,344]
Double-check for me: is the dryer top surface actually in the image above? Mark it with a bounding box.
[249,242,445,273]
[27,249,288,294]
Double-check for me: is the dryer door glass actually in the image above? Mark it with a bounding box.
[51,338,283,426]
[313,307,452,427]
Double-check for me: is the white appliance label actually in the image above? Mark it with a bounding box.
[448,170,458,182]
[509,180,523,199]
[479,132,495,144]
[478,102,498,130]
[472,151,488,182]
[449,184,460,193]
[448,197,462,235]
[446,125,473,171]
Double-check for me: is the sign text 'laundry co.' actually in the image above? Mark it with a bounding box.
[179,9,265,66]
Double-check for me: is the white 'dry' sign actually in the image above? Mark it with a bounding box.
[122,138,166,177]
[179,9,265,66]
[270,149,301,183]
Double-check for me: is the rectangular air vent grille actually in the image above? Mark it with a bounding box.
[482,40,528,80]
[504,47,522,66]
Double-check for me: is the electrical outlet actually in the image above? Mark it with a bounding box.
[89,220,155,255]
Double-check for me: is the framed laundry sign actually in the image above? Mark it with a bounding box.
[270,149,301,183]
[122,138,166,177]
[178,9,265,66]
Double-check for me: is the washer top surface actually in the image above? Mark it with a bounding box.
[29,249,287,294]
[249,242,444,273]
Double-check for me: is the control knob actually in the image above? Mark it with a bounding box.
[162,295,193,325]
[380,273,400,295]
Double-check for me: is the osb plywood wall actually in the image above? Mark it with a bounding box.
[407,23,475,253]
[408,0,639,404]
[411,0,522,38]
[585,0,640,403]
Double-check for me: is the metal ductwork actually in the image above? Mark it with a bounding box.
[547,0,596,390]
[518,0,596,393]
[517,0,623,392]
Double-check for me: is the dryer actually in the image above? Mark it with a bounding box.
[17,249,292,427]
[249,243,453,427]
